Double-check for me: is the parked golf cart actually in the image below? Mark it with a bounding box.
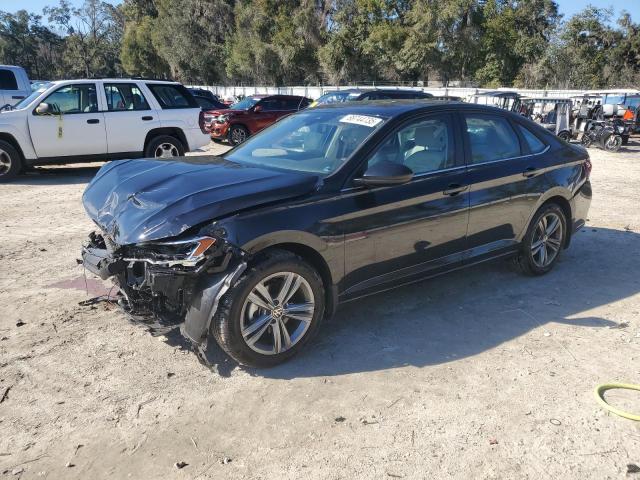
[520,97,573,142]
[467,91,521,111]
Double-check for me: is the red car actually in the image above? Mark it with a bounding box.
[208,94,311,145]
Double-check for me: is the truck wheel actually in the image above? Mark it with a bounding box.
[144,135,185,158]
[0,140,22,182]
[211,249,325,368]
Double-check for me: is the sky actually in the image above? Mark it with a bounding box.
[4,0,640,22]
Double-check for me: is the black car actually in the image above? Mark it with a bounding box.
[81,101,592,367]
[313,88,433,106]
[188,88,220,102]
[193,94,228,111]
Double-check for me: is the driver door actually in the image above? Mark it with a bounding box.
[28,83,107,158]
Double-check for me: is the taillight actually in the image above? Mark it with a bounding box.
[198,110,207,134]
[583,157,592,179]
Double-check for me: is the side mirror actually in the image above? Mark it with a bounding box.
[35,102,51,115]
[253,105,263,113]
[353,162,414,187]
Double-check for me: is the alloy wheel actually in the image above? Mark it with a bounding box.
[240,272,315,355]
[231,127,247,144]
[154,142,179,158]
[531,212,563,268]
[0,149,11,175]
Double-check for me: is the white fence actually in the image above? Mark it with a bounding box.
[187,84,623,101]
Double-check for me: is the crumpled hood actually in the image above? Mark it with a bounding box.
[83,156,319,245]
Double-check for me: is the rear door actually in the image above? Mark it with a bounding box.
[253,98,280,131]
[462,111,550,255]
[28,82,107,158]
[340,112,470,297]
[102,82,160,154]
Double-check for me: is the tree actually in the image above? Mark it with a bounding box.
[152,0,234,84]
[476,0,560,87]
[45,0,124,78]
[120,0,169,78]
[0,10,63,79]
[227,0,327,85]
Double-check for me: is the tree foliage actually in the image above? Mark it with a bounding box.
[0,0,639,89]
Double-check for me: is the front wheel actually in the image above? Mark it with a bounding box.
[211,250,325,367]
[144,135,185,158]
[0,140,22,182]
[518,203,567,276]
[228,125,249,145]
[604,134,622,152]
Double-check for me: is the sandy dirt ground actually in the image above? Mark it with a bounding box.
[1,139,639,479]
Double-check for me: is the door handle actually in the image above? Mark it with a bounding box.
[522,167,538,178]
[12,95,24,100]
[86,118,100,124]
[443,184,469,196]
[141,116,153,121]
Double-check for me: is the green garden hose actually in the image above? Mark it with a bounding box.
[595,383,640,421]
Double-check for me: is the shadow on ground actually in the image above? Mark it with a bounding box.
[160,227,638,378]
[9,165,102,185]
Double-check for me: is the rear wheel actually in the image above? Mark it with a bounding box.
[580,134,593,148]
[211,250,325,367]
[557,131,571,142]
[518,203,567,276]
[144,135,185,158]
[0,140,22,182]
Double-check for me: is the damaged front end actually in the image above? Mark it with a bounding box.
[81,230,247,346]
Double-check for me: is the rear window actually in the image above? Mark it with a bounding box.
[146,83,197,109]
[0,69,18,90]
[516,124,547,153]
[104,83,150,111]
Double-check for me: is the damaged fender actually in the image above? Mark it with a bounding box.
[181,261,247,345]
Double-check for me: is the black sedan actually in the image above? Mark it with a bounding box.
[81,101,592,367]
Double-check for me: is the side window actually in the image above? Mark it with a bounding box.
[367,115,455,175]
[41,84,98,114]
[260,99,282,111]
[147,83,197,109]
[464,114,521,164]
[282,98,303,110]
[516,123,546,153]
[0,70,18,90]
[104,83,150,111]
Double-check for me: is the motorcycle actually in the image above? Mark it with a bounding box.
[580,119,627,152]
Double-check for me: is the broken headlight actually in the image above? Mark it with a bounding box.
[123,236,217,268]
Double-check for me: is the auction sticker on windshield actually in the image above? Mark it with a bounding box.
[339,114,383,127]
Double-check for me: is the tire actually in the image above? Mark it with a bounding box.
[557,131,571,142]
[144,135,185,158]
[228,125,249,146]
[580,134,592,148]
[517,203,567,276]
[604,134,622,152]
[0,140,22,182]
[211,249,325,367]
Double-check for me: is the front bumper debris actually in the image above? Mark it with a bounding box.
[80,231,247,345]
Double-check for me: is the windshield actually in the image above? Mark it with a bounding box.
[13,84,51,109]
[230,97,260,110]
[224,110,388,175]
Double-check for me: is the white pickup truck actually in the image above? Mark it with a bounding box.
[0,78,210,181]
[0,65,31,107]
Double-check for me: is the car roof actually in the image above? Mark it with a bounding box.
[312,99,507,117]
[50,78,180,85]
